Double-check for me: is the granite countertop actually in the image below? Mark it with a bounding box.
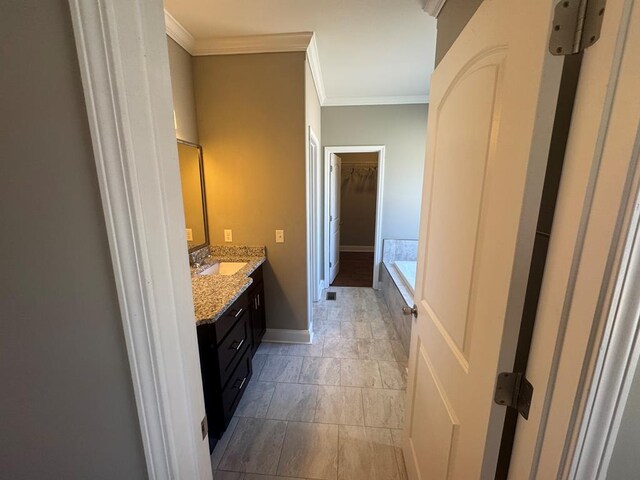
[190,245,266,326]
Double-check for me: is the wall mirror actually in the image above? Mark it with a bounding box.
[177,140,209,252]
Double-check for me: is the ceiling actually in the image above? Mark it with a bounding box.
[163,0,437,106]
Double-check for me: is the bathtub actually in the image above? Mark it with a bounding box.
[393,260,417,296]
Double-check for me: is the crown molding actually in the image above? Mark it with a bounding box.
[421,0,447,17]
[163,10,428,107]
[306,34,327,105]
[164,10,196,53]
[192,32,313,56]
[323,95,429,106]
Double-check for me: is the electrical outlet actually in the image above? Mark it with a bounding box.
[275,230,285,243]
[185,228,193,241]
[224,229,233,242]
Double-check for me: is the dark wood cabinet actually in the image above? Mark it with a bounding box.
[247,265,266,355]
[196,292,252,452]
[196,264,267,453]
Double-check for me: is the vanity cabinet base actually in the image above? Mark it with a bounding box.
[196,264,268,453]
[196,292,252,453]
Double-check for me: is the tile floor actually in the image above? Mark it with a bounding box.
[211,287,409,480]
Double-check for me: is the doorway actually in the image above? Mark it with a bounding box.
[324,146,385,290]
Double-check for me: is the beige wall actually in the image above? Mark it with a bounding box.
[322,104,428,241]
[193,52,309,331]
[167,37,199,143]
[338,153,378,248]
[1,1,147,477]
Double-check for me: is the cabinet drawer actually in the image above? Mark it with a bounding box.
[215,293,249,342]
[218,311,251,387]
[221,352,252,426]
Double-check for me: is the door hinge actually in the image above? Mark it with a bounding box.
[200,415,208,439]
[494,372,533,420]
[330,165,333,172]
[329,261,332,267]
[549,0,606,55]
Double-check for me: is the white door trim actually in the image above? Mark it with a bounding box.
[323,146,386,289]
[508,0,640,476]
[569,176,640,478]
[306,126,322,322]
[68,1,211,479]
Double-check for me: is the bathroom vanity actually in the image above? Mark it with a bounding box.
[176,139,267,452]
[191,247,267,452]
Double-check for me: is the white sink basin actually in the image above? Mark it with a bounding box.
[199,262,247,276]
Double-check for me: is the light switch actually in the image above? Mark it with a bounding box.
[224,229,233,242]
[275,230,285,243]
[185,228,193,241]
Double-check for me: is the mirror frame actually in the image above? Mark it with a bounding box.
[177,139,210,253]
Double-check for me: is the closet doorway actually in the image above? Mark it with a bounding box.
[324,146,385,289]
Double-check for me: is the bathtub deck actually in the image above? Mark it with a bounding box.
[380,263,413,354]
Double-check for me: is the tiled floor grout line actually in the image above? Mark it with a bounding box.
[274,420,289,477]
[336,418,341,480]
[262,381,277,418]
[234,415,370,428]
[213,417,240,472]
[389,427,403,479]
[360,383,368,429]
[375,360,385,390]
[389,429,402,479]
[312,382,322,423]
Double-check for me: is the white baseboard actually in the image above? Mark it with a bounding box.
[340,245,375,253]
[262,328,312,344]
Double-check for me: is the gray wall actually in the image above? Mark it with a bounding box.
[435,0,484,65]
[607,364,640,479]
[322,105,428,241]
[167,37,199,144]
[0,2,147,478]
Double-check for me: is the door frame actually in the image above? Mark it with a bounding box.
[507,0,640,476]
[68,1,211,479]
[306,126,322,320]
[323,145,386,289]
[569,179,640,478]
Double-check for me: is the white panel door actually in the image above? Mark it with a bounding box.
[403,0,563,478]
[329,154,341,284]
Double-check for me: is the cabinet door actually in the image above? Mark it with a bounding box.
[250,284,266,354]
[255,285,266,341]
